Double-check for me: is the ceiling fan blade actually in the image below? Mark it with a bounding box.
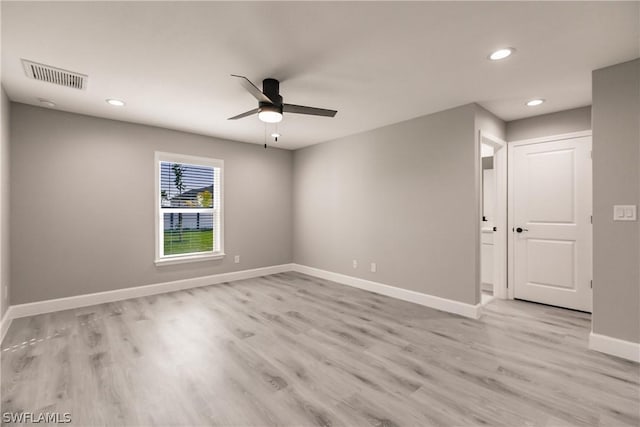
[228,108,259,120]
[231,74,275,103]
[283,103,337,117]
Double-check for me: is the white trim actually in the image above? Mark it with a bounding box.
[589,332,640,363]
[154,151,224,263]
[154,252,225,266]
[3,264,294,322]
[292,264,481,319]
[507,141,516,299]
[508,130,592,147]
[479,131,507,301]
[0,307,12,345]
[481,133,507,147]
[481,293,496,306]
[155,151,225,169]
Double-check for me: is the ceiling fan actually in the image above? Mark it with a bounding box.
[228,75,337,123]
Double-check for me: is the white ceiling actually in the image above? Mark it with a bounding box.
[2,2,638,150]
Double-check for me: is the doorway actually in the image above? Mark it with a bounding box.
[479,132,507,302]
[508,132,593,312]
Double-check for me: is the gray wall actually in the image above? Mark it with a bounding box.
[475,105,507,142]
[592,59,640,344]
[0,88,9,317]
[293,104,481,305]
[506,106,591,142]
[10,103,293,304]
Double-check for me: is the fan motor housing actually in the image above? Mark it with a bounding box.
[262,78,283,106]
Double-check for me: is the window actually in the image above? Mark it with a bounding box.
[155,152,224,265]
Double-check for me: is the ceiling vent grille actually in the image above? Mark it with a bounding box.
[22,59,87,90]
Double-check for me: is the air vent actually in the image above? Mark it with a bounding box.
[22,59,87,90]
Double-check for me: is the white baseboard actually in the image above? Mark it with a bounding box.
[292,264,481,319]
[589,332,640,363]
[5,263,636,363]
[2,262,482,344]
[1,263,294,344]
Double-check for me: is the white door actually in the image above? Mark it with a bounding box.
[512,136,592,312]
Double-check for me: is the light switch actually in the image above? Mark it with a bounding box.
[613,205,637,221]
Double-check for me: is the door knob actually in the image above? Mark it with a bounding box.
[515,227,529,233]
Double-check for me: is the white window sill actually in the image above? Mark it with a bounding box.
[155,252,225,266]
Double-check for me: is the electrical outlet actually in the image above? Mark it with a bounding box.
[370,262,377,273]
[352,260,358,269]
[234,255,240,264]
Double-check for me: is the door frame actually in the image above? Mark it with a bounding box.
[507,130,592,300]
[479,131,507,300]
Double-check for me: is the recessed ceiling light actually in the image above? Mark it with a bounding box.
[38,98,56,108]
[526,99,545,107]
[106,98,125,107]
[489,48,514,61]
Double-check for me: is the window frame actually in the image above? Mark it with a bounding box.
[154,151,224,266]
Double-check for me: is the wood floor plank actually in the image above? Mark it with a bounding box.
[2,272,638,426]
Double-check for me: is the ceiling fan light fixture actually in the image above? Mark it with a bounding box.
[228,75,337,123]
[258,105,282,123]
[258,111,282,123]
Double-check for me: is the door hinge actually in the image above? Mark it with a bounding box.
[590,280,593,289]
[590,215,593,224]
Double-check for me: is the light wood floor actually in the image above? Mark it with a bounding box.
[2,272,638,426]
